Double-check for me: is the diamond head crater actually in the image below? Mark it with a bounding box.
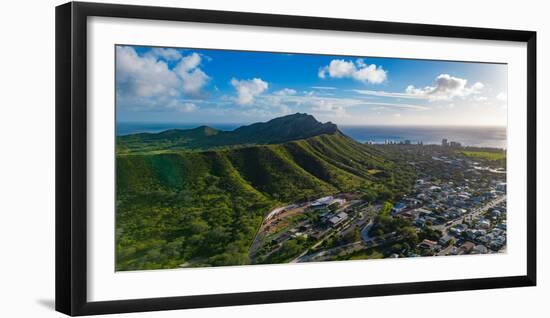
[116,113,507,270]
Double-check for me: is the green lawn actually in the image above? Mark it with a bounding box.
[460,150,506,161]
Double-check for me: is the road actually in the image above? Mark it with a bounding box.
[289,232,331,263]
[435,195,506,256]
[299,232,402,263]
[433,195,506,234]
[295,195,505,261]
[290,204,382,263]
[249,203,309,258]
[289,204,380,263]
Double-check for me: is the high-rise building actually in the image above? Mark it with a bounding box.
[442,138,448,147]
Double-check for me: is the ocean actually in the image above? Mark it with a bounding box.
[340,125,506,149]
[116,122,507,149]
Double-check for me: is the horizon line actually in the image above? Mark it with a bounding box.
[116,120,506,129]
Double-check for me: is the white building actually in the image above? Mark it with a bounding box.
[328,212,348,227]
[311,196,334,207]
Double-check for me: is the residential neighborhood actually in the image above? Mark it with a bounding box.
[250,141,507,264]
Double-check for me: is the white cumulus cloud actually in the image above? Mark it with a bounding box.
[175,52,201,72]
[405,74,484,101]
[231,78,269,105]
[174,53,210,95]
[179,68,209,95]
[274,88,297,96]
[116,46,210,112]
[116,46,179,98]
[147,48,183,61]
[318,59,387,84]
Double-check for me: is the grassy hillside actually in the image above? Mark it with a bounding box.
[115,112,418,271]
[115,130,415,270]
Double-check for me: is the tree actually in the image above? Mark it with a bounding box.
[401,226,419,244]
[343,228,361,244]
[381,201,394,216]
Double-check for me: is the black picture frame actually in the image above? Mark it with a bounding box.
[55,1,537,316]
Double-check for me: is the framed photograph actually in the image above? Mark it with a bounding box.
[55,1,536,316]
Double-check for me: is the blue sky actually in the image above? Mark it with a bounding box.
[116,45,507,126]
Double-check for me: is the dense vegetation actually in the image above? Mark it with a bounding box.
[370,202,418,242]
[115,114,416,270]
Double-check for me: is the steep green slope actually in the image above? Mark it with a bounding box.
[116,152,274,270]
[116,131,415,271]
